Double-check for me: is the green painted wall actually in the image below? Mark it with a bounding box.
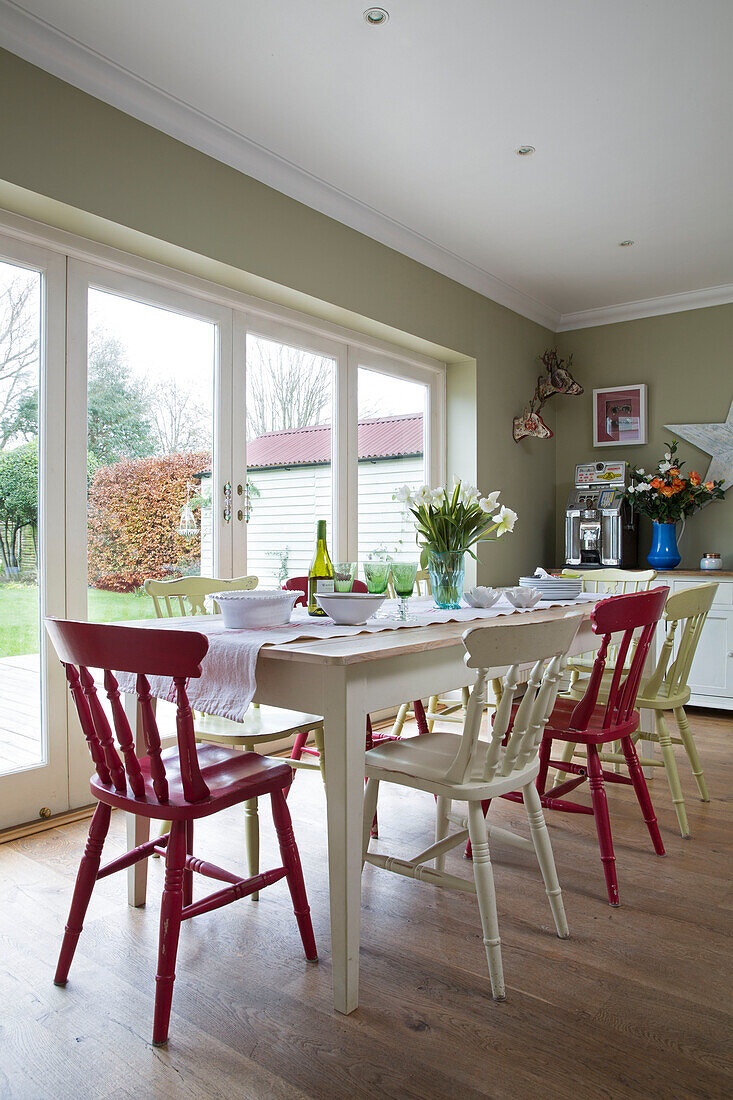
[0,48,558,585]
[556,305,733,568]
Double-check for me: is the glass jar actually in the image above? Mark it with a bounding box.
[700,553,723,571]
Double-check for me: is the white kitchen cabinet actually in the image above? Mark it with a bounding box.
[656,573,733,710]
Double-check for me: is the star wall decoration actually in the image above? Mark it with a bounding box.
[666,398,733,490]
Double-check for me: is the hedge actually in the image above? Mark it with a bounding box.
[87,452,210,591]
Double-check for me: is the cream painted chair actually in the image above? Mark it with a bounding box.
[562,567,657,681]
[561,582,717,837]
[144,576,323,896]
[362,613,582,1000]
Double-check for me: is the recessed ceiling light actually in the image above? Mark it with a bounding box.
[515,145,535,156]
[619,240,635,247]
[364,7,389,24]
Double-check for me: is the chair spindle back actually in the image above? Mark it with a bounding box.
[144,575,258,618]
[442,615,583,786]
[568,587,668,732]
[644,582,718,699]
[283,575,368,607]
[45,618,210,804]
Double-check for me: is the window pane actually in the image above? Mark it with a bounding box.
[245,334,334,586]
[357,368,427,564]
[0,261,43,774]
[86,289,216,624]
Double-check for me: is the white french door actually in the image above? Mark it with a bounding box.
[0,209,445,831]
[239,319,444,584]
[64,261,239,807]
[0,235,67,830]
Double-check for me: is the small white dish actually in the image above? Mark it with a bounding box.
[504,586,543,609]
[211,588,298,629]
[464,586,502,609]
[316,592,387,625]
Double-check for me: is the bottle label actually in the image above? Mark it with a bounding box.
[316,580,335,593]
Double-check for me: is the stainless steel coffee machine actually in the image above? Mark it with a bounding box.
[564,461,637,568]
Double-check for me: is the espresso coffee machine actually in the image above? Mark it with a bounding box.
[564,461,637,568]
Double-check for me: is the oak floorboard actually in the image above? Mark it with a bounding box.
[0,708,730,1099]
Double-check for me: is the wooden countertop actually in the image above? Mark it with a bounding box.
[655,570,733,578]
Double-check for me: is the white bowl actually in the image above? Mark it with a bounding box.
[211,589,298,629]
[315,592,387,625]
[464,586,502,609]
[504,586,543,609]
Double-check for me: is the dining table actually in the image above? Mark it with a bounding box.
[121,598,654,1015]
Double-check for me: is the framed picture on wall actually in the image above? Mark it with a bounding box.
[593,384,647,446]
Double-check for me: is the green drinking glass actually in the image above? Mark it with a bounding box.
[334,562,357,592]
[363,560,391,595]
[390,561,418,620]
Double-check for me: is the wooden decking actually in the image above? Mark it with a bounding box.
[0,654,42,775]
[0,708,730,1098]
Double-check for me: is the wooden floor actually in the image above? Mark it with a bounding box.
[0,709,731,1099]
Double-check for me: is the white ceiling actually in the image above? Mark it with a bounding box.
[2,0,732,329]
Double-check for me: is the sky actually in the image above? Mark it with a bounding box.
[91,288,426,424]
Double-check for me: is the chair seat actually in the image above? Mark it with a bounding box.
[91,743,293,820]
[365,732,539,798]
[194,705,323,744]
[543,697,640,744]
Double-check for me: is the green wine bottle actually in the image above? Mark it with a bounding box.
[308,519,335,616]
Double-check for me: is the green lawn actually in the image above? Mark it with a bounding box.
[0,585,157,658]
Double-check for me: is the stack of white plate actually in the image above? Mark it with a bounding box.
[518,576,582,601]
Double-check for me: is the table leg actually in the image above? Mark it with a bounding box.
[321,666,367,1015]
[124,692,151,907]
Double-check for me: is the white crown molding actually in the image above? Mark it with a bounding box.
[0,0,561,330]
[3,1,731,336]
[556,282,733,331]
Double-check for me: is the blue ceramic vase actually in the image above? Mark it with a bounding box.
[647,521,681,570]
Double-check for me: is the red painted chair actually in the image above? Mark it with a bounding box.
[45,617,317,1047]
[505,586,669,906]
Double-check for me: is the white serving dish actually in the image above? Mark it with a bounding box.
[211,588,298,629]
[504,586,543,609]
[464,586,502,609]
[315,592,387,625]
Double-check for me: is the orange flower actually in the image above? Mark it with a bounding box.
[690,471,701,486]
[650,477,663,489]
[668,467,680,477]
[671,478,685,493]
[660,485,675,497]
[704,480,715,491]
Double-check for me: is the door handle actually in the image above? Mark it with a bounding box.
[223,481,232,524]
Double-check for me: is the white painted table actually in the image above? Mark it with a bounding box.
[123,604,606,1014]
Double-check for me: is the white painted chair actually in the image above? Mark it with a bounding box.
[362,613,583,1000]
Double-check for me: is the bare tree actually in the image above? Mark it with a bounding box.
[246,338,331,440]
[149,378,210,454]
[0,275,40,449]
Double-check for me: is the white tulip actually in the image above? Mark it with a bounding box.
[394,484,413,503]
[430,488,446,506]
[478,490,500,512]
[493,505,518,536]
